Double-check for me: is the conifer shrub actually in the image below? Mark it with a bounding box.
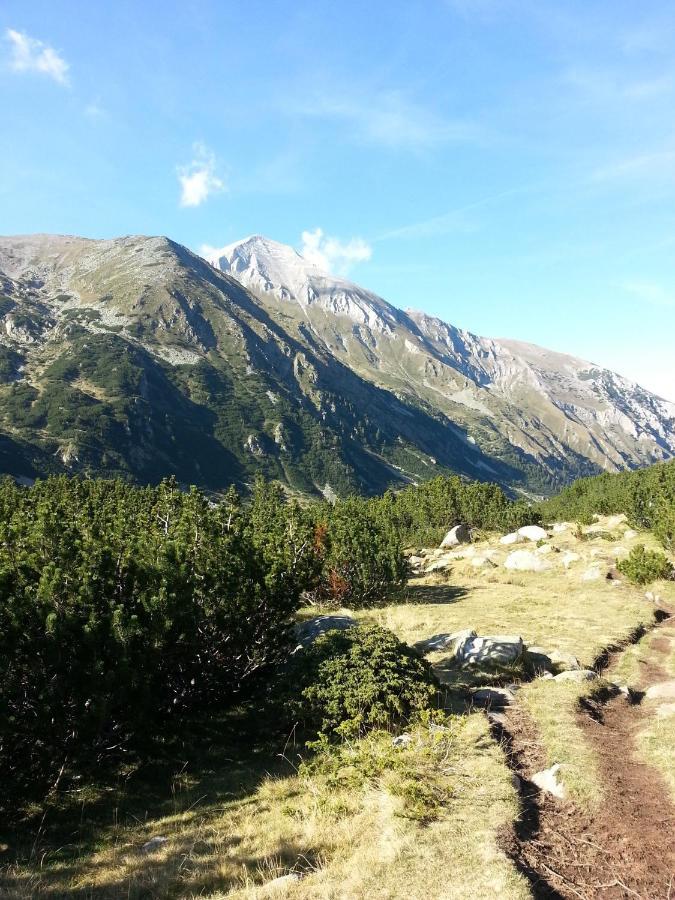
[0,475,318,801]
[290,624,440,741]
[617,544,675,585]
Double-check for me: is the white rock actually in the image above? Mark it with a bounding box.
[535,543,553,555]
[265,873,302,891]
[561,552,581,568]
[531,764,566,799]
[645,681,675,701]
[553,669,597,683]
[392,733,413,748]
[518,525,549,542]
[440,523,470,548]
[500,532,522,545]
[504,550,551,572]
[624,529,638,539]
[581,566,602,581]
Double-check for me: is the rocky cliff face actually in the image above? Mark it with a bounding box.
[207,235,675,482]
[0,232,671,497]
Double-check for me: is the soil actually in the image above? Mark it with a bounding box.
[500,611,675,899]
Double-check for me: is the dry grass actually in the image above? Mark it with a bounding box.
[2,717,528,900]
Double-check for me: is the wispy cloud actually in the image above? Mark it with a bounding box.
[177,143,225,208]
[592,149,675,183]
[619,280,675,307]
[289,88,480,150]
[379,183,539,241]
[300,228,372,275]
[5,28,69,85]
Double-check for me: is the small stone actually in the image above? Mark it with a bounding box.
[531,763,566,799]
[553,669,598,683]
[581,566,602,581]
[392,733,413,748]
[141,836,168,854]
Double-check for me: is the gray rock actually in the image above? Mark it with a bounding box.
[414,628,476,655]
[456,633,524,667]
[524,647,555,673]
[500,531,522,545]
[547,649,581,671]
[472,687,515,708]
[553,669,597,683]
[141,836,168,854]
[294,615,357,649]
[392,733,413,748]
[440,523,470,548]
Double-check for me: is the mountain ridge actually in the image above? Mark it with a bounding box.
[0,231,671,498]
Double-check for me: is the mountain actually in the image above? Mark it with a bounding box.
[207,236,675,481]
[0,232,671,498]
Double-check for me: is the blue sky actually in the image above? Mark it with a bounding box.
[2,1,675,401]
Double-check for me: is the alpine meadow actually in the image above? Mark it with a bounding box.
[2,2,675,899]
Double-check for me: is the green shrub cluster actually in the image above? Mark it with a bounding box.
[617,544,675,585]
[0,475,319,800]
[289,625,440,742]
[538,459,675,550]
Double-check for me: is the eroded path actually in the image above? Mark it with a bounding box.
[502,611,675,900]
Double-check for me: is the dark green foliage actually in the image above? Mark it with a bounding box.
[365,476,539,548]
[312,497,408,607]
[617,544,675,585]
[0,475,317,804]
[539,459,675,550]
[290,625,439,741]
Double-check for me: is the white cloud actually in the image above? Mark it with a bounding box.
[178,143,225,208]
[300,228,372,275]
[6,28,69,85]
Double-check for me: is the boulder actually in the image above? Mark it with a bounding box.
[455,633,524,667]
[547,649,581,671]
[504,550,551,572]
[294,615,357,649]
[524,646,555,673]
[518,525,549,542]
[561,551,580,568]
[440,523,470,548]
[414,628,476,655]
[531,764,566,799]
[553,669,597,683]
[500,532,522,545]
[645,681,675,701]
[472,686,515,708]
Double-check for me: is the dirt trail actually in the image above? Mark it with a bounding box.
[502,612,675,900]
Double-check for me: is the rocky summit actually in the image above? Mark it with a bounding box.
[0,231,673,497]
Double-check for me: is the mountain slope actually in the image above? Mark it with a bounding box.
[0,234,530,496]
[207,235,675,484]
